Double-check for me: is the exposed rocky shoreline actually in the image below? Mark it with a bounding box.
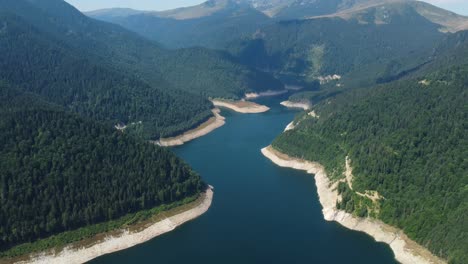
[17,188,214,264]
[280,100,311,110]
[244,90,288,99]
[156,108,225,147]
[261,146,445,264]
[211,99,270,113]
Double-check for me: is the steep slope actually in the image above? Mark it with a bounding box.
[248,0,468,32]
[153,0,242,20]
[0,12,212,139]
[4,0,282,100]
[159,47,283,99]
[272,61,468,263]
[86,8,145,19]
[0,84,205,255]
[307,0,468,33]
[229,4,444,89]
[249,0,368,19]
[88,0,466,94]
[89,0,468,50]
[294,30,468,104]
[417,30,468,74]
[0,0,283,136]
[88,0,270,49]
[32,0,283,98]
[38,0,283,99]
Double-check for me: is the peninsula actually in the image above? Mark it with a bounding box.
[157,109,226,147]
[211,99,270,114]
[244,90,288,99]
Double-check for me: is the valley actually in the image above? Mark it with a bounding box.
[0,0,466,263]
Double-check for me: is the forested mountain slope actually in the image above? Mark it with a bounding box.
[158,47,283,99]
[89,0,468,50]
[89,0,343,48]
[0,12,212,139]
[27,0,283,98]
[88,2,270,49]
[84,8,143,19]
[250,0,468,32]
[413,30,468,76]
[272,63,468,263]
[91,0,455,91]
[0,85,205,253]
[0,0,283,122]
[229,4,445,89]
[284,29,468,105]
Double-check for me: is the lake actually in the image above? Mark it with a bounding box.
[91,96,396,264]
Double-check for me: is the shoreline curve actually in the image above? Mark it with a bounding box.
[211,99,269,114]
[280,100,311,111]
[244,90,288,99]
[17,187,214,264]
[156,108,225,147]
[261,146,445,264]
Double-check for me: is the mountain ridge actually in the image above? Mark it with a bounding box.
[87,0,468,50]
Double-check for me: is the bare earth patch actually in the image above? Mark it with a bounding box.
[284,121,296,132]
[344,157,383,205]
[280,100,311,111]
[308,111,320,118]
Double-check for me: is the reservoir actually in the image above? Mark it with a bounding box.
[91,96,396,264]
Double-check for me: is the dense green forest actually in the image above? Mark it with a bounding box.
[0,13,212,139]
[0,0,284,139]
[159,47,284,99]
[412,30,468,78]
[0,85,205,252]
[1,0,283,101]
[273,65,468,263]
[285,29,468,105]
[228,5,443,89]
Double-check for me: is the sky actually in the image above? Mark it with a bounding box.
[64,0,468,15]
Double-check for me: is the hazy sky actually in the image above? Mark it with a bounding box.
[65,0,468,15]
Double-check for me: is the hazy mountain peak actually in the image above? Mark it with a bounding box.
[302,0,468,33]
[410,1,468,32]
[86,0,468,33]
[152,0,244,20]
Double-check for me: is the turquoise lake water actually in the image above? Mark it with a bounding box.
[91,96,396,264]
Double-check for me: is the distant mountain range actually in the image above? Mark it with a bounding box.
[88,0,468,49]
[89,0,468,90]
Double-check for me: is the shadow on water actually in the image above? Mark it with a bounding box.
[91,95,397,264]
